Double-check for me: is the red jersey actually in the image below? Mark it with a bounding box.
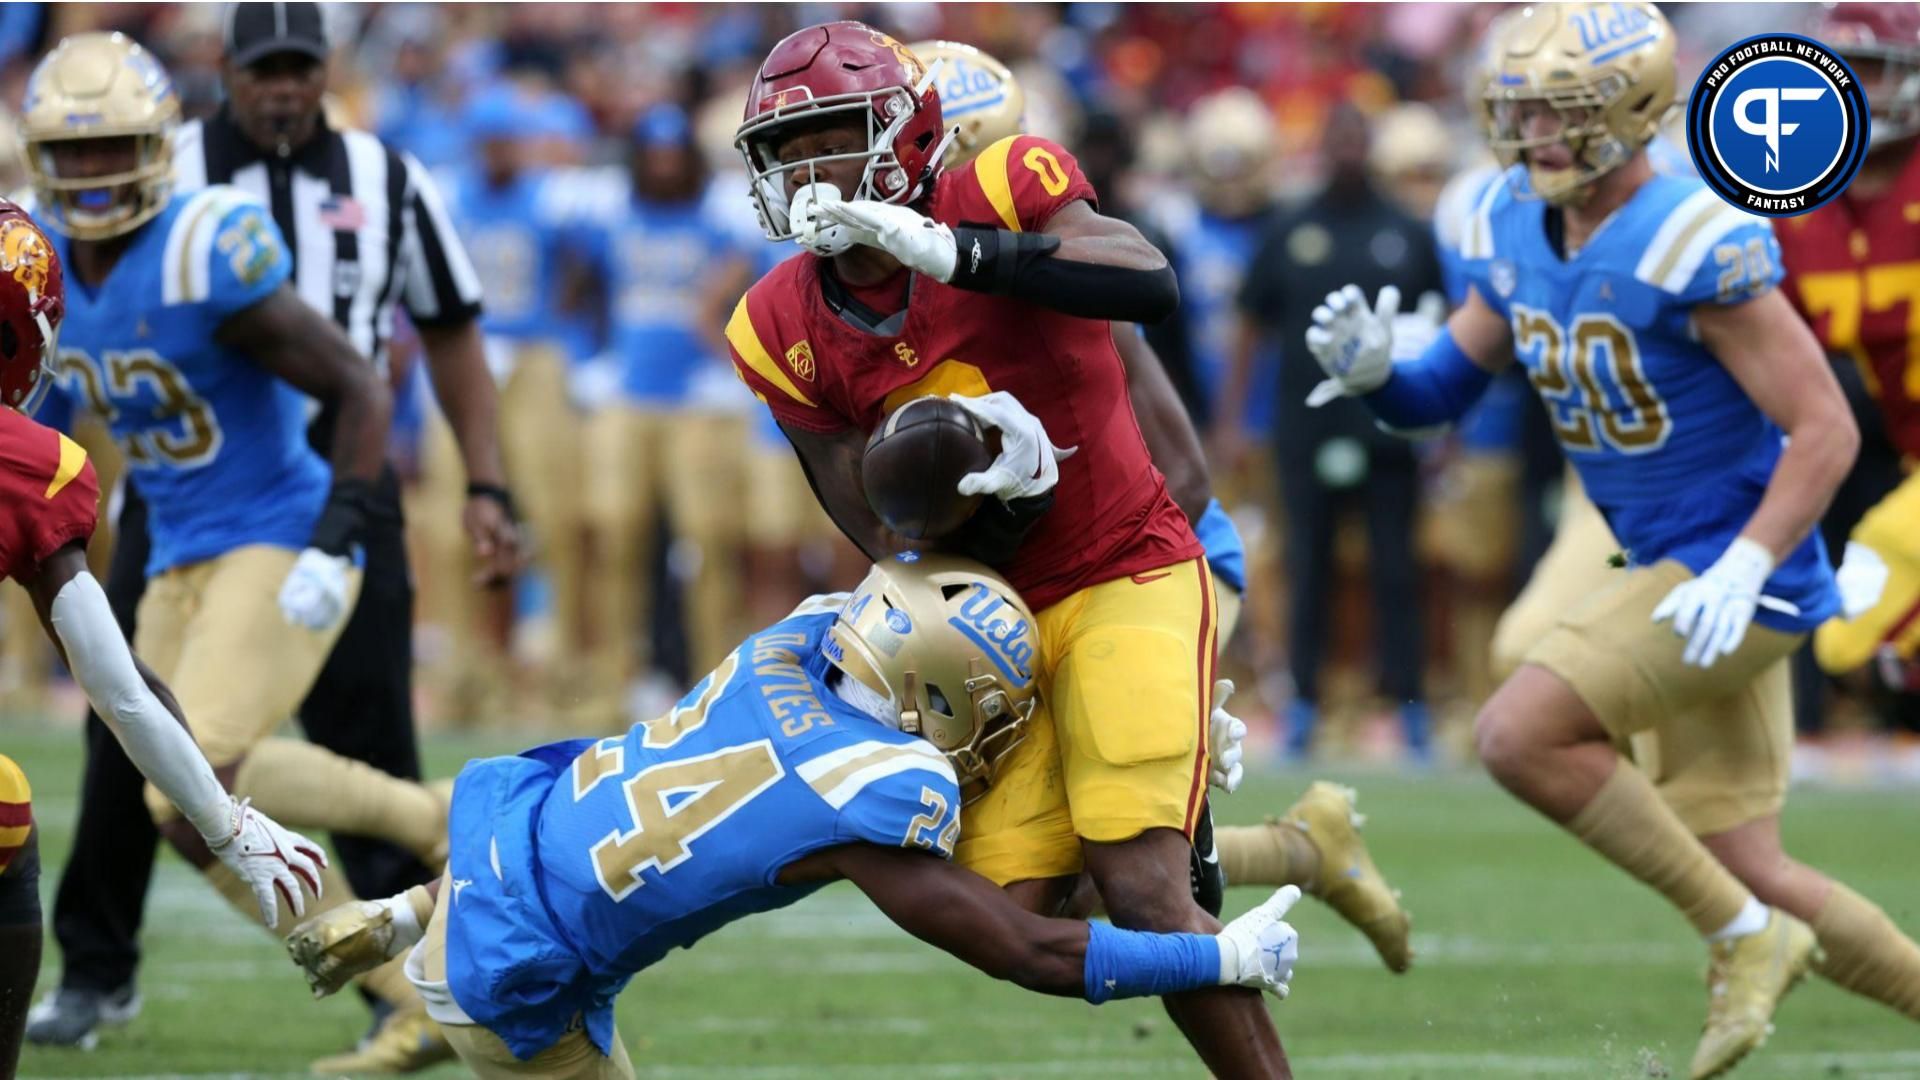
[0,407,99,583]
[728,134,1200,611]
[1776,144,1920,459]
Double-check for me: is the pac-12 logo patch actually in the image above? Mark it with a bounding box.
[1686,33,1869,217]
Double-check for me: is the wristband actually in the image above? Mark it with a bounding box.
[1083,920,1224,1004]
[947,226,1062,294]
[465,481,519,521]
[309,477,378,557]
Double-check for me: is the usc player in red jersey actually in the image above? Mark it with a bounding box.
[0,201,324,1074]
[1778,4,1920,680]
[726,22,1287,1076]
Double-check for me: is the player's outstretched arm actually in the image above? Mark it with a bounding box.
[1303,284,1511,429]
[822,843,1300,1002]
[1696,290,1859,559]
[21,545,326,926]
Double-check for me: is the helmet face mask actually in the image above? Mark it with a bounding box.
[825,555,1041,796]
[22,33,179,241]
[735,22,955,244]
[1482,2,1675,207]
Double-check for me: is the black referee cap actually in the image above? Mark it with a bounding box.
[225,2,329,67]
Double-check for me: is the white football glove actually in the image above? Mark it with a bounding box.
[790,182,857,257]
[1208,678,1247,794]
[206,797,327,929]
[1305,284,1401,408]
[1651,537,1775,668]
[1836,540,1890,621]
[1217,885,1302,999]
[817,199,959,282]
[947,391,1078,502]
[278,547,355,631]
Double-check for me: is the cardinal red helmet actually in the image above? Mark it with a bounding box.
[735,21,951,242]
[1816,2,1920,147]
[0,202,64,417]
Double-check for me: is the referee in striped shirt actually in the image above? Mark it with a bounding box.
[31,5,521,1061]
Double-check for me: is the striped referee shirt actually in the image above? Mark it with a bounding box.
[172,106,483,383]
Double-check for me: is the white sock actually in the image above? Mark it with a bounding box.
[377,894,426,958]
[1707,896,1769,942]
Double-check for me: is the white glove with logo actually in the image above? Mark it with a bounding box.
[1217,885,1302,998]
[1305,284,1401,408]
[1209,678,1247,794]
[947,392,1078,502]
[206,797,327,929]
[278,547,354,631]
[1651,537,1775,667]
[790,182,857,257]
[817,199,959,282]
[1836,540,1890,620]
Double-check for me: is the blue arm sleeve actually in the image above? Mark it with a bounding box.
[1361,326,1493,431]
[1194,499,1246,595]
[1083,920,1222,1004]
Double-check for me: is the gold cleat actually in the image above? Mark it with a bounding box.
[310,1004,454,1075]
[286,901,397,1000]
[1280,781,1413,973]
[1690,910,1819,1080]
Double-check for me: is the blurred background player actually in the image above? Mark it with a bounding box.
[425,83,586,727]
[0,196,329,1075]
[571,102,751,720]
[284,557,1301,1080]
[1226,97,1445,761]
[20,32,459,1070]
[32,5,515,1058]
[910,35,1411,976]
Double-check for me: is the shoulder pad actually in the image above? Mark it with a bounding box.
[160,185,271,306]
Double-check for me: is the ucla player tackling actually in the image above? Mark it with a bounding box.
[1302,3,1914,1077]
[286,555,1300,1079]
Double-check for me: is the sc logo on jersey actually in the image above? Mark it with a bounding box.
[1686,33,1869,217]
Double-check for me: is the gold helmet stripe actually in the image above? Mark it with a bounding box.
[726,294,815,407]
[797,738,953,809]
[971,135,1025,232]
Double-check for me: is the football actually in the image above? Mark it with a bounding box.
[862,396,993,541]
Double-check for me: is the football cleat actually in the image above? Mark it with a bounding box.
[309,1004,453,1075]
[286,901,397,1000]
[23,983,140,1050]
[1689,910,1819,1080]
[1280,781,1413,973]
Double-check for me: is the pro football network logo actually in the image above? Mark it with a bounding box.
[1686,33,1869,217]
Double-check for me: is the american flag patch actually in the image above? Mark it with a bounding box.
[319,196,366,231]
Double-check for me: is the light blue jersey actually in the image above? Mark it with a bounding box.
[433,597,962,1060]
[442,168,571,345]
[1183,207,1280,436]
[575,187,735,404]
[1457,173,1837,631]
[51,187,325,576]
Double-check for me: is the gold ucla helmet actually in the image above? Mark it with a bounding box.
[21,33,179,240]
[825,553,1041,791]
[1484,1,1676,205]
[909,40,1026,168]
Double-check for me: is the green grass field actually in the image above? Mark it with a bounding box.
[6,720,1920,1079]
